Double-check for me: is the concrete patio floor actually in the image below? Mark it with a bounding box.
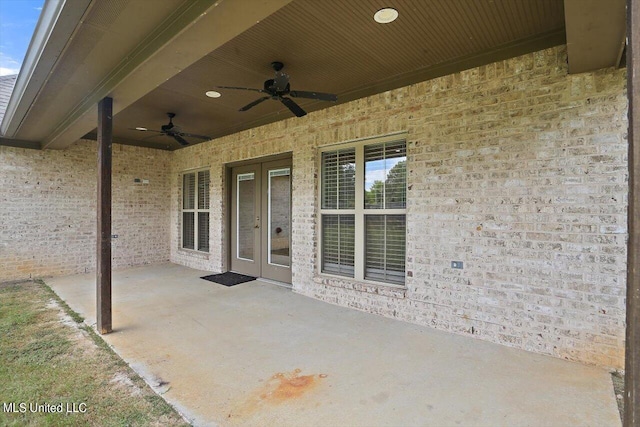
[46,263,621,427]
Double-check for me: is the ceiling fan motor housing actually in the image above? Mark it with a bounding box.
[217,61,337,118]
[162,112,176,131]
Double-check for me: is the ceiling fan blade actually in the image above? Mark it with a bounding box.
[239,96,270,112]
[280,97,307,117]
[289,90,337,102]
[179,132,211,140]
[217,85,265,93]
[172,134,189,146]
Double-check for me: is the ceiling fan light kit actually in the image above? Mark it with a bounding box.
[217,61,338,118]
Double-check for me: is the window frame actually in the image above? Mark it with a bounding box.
[317,133,407,286]
[181,168,210,253]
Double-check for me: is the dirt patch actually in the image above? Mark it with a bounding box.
[110,371,143,397]
[45,298,98,358]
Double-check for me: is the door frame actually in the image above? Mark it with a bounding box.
[225,152,293,283]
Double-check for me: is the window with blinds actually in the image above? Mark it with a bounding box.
[182,169,209,252]
[320,136,407,285]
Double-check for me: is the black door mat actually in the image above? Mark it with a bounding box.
[200,272,257,287]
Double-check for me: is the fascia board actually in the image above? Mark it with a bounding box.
[0,0,92,138]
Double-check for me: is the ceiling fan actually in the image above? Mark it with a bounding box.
[131,112,210,146]
[217,61,337,117]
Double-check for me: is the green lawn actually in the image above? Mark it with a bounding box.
[0,280,189,426]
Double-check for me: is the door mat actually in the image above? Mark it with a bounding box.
[200,272,257,287]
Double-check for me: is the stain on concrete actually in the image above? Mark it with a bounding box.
[260,369,326,402]
[229,369,328,422]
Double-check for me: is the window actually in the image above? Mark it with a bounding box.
[182,169,210,252]
[321,148,356,276]
[320,136,406,285]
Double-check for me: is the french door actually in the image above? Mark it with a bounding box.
[230,159,292,284]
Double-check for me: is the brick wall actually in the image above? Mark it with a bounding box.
[171,46,628,368]
[0,140,171,282]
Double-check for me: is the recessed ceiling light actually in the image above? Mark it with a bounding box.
[374,7,398,24]
[135,127,147,131]
[205,90,222,98]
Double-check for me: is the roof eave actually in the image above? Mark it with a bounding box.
[0,0,92,141]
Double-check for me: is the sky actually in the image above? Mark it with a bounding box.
[0,0,44,76]
[365,157,404,190]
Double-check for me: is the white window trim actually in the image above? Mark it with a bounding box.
[317,133,408,286]
[181,167,210,252]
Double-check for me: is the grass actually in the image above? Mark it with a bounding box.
[612,370,625,423]
[0,280,189,426]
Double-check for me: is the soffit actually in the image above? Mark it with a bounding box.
[17,0,193,141]
[3,0,569,151]
[111,0,566,150]
[8,0,292,148]
[564,0,627,74]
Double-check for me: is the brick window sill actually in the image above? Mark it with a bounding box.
[315,272,407,298]
[177,248,210,260]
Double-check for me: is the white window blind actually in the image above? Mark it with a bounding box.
[322,214,355,276]
[182,169,209,252]
[198,170,210,210]
[365,214,406,284]
[322,148,356,209]
[198,212,209,252]
[183,173,195,209]
[183,212,195,249]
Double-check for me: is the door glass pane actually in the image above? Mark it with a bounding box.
[237,173,255,261]
[268,168,291,267]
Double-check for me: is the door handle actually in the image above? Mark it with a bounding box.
[255,216,260,229]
